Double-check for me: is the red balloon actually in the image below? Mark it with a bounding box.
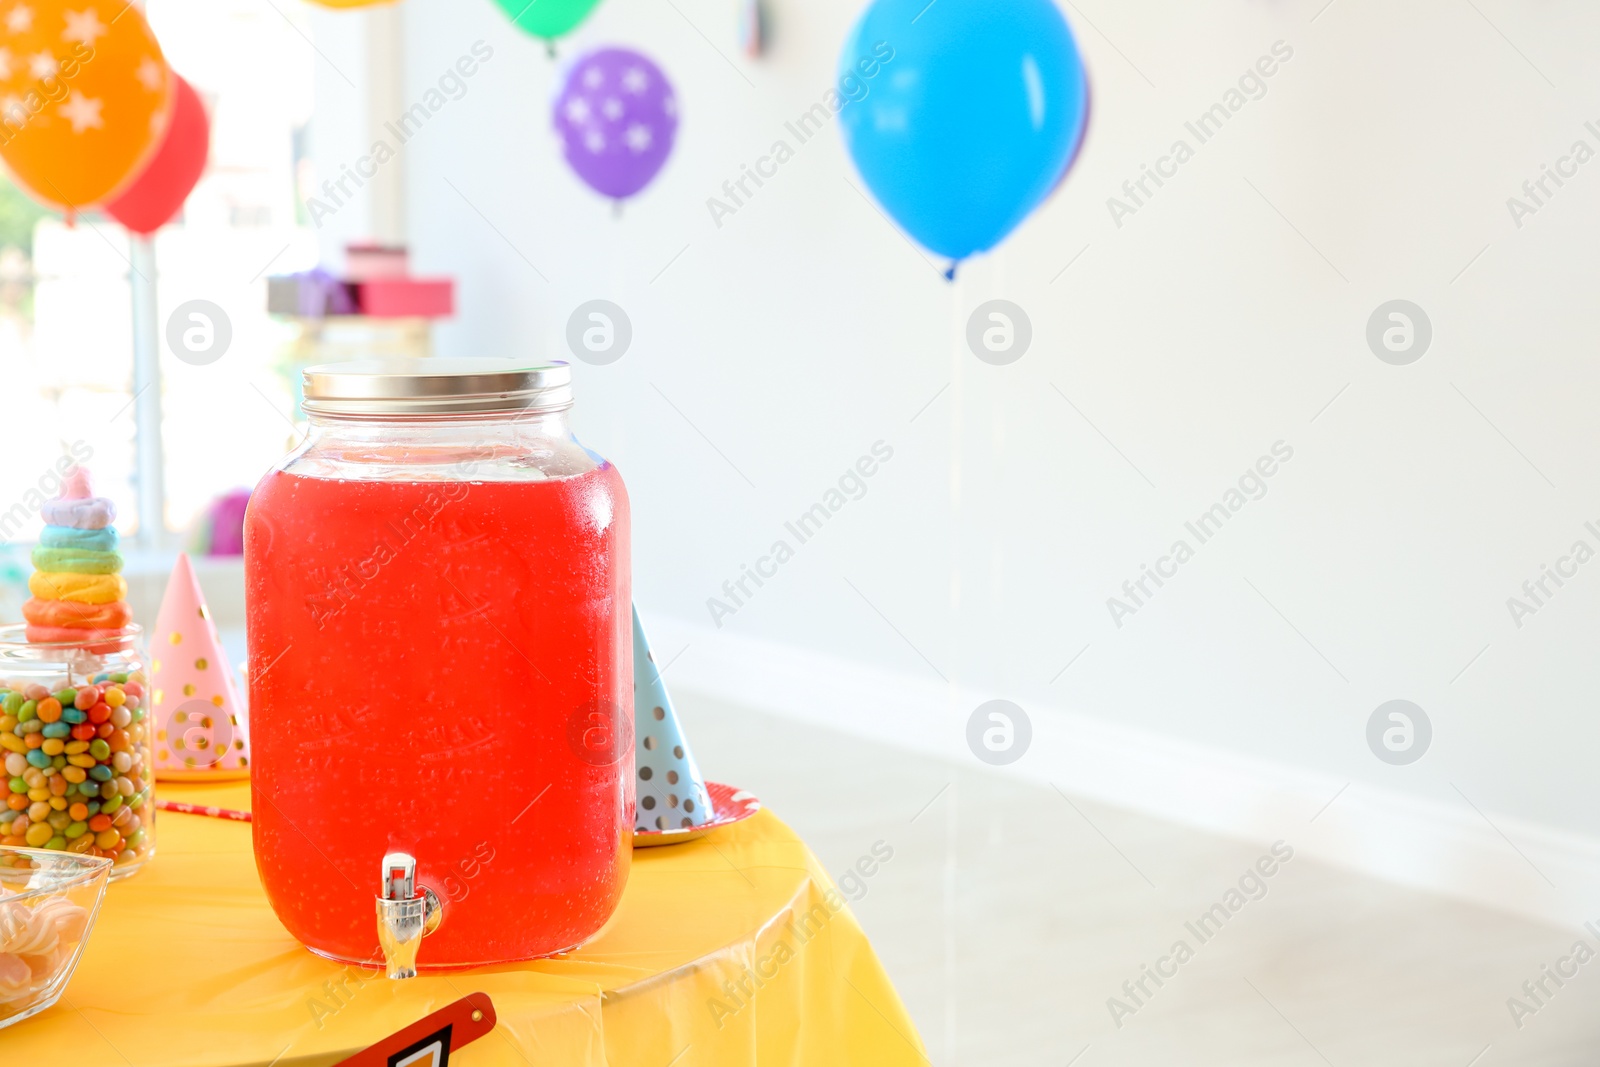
[105,73,210,235]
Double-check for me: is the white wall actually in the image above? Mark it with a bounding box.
[360,0,1600,854]
[305,3,389,264]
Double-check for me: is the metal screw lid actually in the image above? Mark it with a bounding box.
[301,357,573,418]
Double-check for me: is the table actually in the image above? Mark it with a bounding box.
[6,783,927,1066]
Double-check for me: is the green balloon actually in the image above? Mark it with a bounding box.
[495,0,604,40]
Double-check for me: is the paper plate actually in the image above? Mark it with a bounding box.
[632,782,760,847]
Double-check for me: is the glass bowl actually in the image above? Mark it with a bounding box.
[0,846,111,1029]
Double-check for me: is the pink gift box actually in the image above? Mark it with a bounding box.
[354,277,455,318]
[345,243,409,280]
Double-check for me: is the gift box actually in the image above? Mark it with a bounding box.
[345,243,409,281]
[353,278,454,319]
[266,269,358,318]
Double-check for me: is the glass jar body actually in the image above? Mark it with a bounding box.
[244,412,633,968]
[0,628,155,882]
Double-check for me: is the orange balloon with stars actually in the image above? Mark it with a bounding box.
[0,1,173,213]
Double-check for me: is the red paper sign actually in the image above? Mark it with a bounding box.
[331,993,497,1067]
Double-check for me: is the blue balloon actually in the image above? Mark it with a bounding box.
[837,0,1089,267]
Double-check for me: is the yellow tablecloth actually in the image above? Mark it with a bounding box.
[6,783,926,1066]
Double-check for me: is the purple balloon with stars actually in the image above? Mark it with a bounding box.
[554,48,679,201]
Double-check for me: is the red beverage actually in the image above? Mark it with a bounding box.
[245,462,632,967]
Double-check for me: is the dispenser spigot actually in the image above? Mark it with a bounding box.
[376,851,442,979]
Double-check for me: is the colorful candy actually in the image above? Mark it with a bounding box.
[23,468,131,653]
[0,895,92,1018]
[26,571,126,605]
[0,674,153,875]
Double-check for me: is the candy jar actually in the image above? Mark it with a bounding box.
[0,626,156,880]
[245,358,632,973]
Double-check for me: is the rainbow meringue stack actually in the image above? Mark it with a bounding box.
[23,469,130,651]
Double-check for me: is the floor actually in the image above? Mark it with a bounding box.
[676,689,1600,1067]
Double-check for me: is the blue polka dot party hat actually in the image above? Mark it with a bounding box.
[632,605,714,832]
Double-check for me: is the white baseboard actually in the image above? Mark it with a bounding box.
[647,614,1600,930]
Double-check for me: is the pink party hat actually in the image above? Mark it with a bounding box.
[151,553,250,781]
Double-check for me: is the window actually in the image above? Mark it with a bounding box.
[1,0,319,548]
